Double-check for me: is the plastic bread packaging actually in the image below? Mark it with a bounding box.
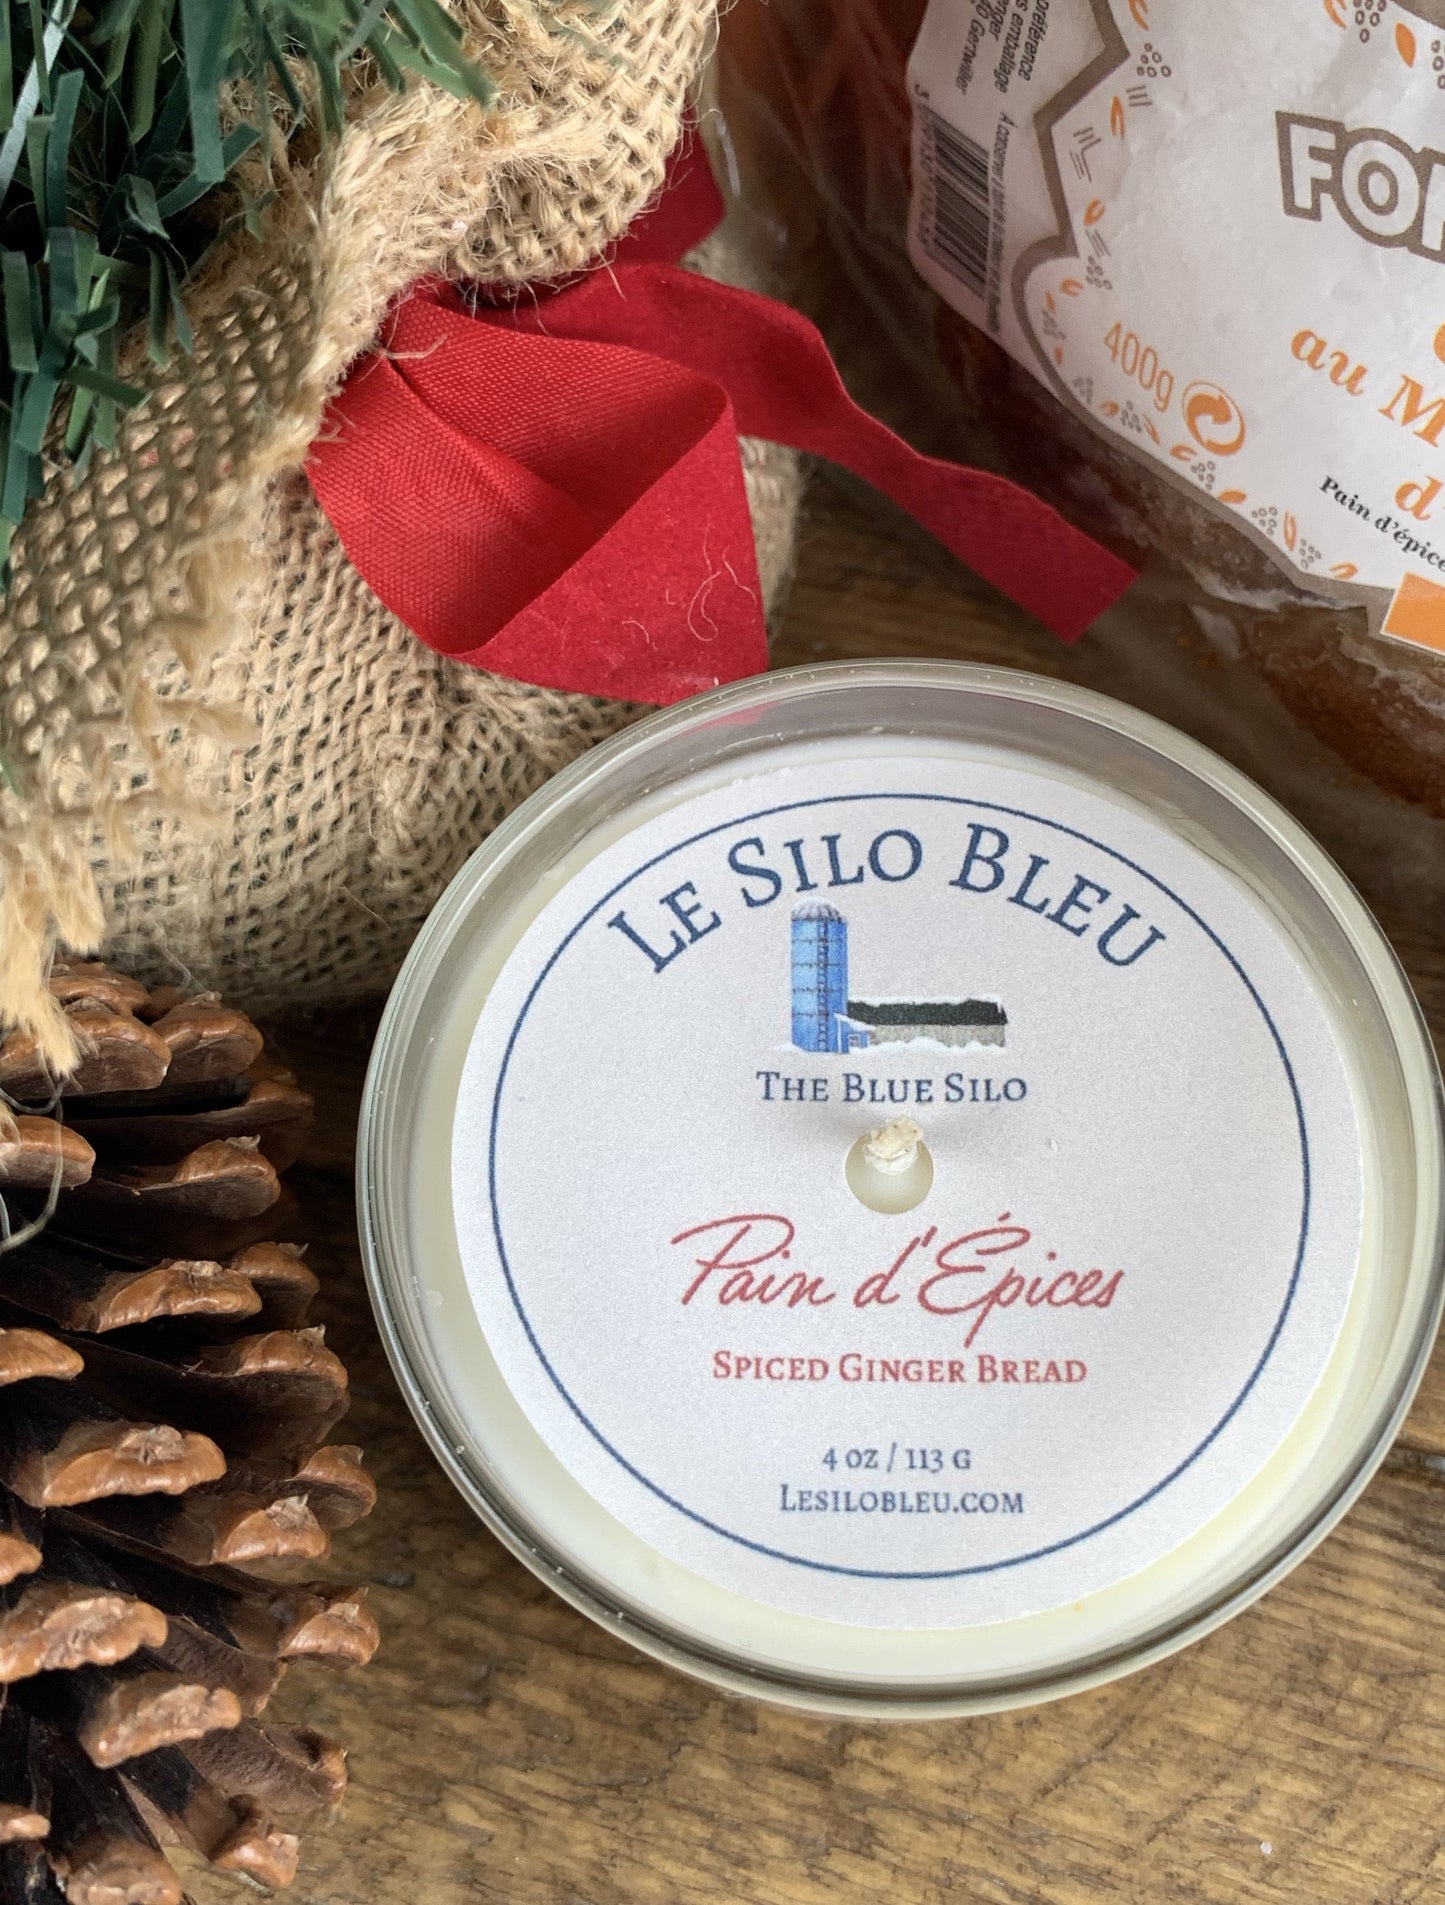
[711,0,1445,937]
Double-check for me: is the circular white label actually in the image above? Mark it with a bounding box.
[452,755,1364,1628]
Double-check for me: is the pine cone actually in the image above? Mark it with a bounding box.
[0,964,378,1901]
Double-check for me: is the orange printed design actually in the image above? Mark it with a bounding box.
[1045,291,1056,313]
[1219,489,1247,505]
[1099,400,1121,417]
[1143,417,1160,443]
[1434,324,1445,366]
[1054,346,1065,366]
[1170,443,1195,460]
[1060,279,1083,296]
[1384,573,1445,653]
[1110,96,1127,137]
[1084,199,1107,226]
[1329,562,1359,579]
[1283,513,1298,552]
[1182,381,1246,457]
[1128,0,1148,24]
[1322,0,1346,23]
[1395,21,1417,63]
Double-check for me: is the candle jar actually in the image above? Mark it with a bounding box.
[359,661,1444,1716]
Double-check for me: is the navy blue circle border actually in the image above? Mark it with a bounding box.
[484,791,1314,1581]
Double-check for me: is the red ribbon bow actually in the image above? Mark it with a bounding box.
[308,149,1135,705]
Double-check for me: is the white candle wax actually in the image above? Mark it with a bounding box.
[360,663,1444,1716]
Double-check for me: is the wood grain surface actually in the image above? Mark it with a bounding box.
[184,475,1445,1905]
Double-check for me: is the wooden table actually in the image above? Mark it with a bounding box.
[187,475,1445,1905]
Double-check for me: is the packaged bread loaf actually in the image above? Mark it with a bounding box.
[715,0,1445,819]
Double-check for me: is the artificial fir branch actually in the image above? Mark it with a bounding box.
[0,0,493,571]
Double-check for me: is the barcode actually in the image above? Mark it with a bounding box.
[920,111,991,299]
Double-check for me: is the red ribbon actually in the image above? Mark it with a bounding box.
[308,159,1136,706]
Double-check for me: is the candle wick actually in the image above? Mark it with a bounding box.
[862,1117,924,1177]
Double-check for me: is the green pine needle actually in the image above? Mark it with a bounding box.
[0,0,500,579]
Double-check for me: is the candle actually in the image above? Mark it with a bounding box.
[359,662,1444,1716]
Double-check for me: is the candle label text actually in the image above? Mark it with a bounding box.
[452,754,1364,1628]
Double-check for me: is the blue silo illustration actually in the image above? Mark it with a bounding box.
[791,903,849,1051]
[788,902,1008,1054]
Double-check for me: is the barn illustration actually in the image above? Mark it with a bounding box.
[789,903,1007,1054]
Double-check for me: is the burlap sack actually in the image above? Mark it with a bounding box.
[0,0,801,1071]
